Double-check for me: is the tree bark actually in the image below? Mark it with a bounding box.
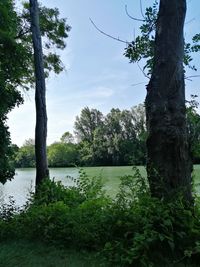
[29,0,49,186]
[145,0,193,202]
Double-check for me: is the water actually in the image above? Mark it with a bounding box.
[0,168,79,207]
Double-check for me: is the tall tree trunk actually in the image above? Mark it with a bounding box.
[145,0,192,202]
[29,0,49,186]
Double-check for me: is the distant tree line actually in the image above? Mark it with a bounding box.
[14,104,147,167]
[13,101,200,168]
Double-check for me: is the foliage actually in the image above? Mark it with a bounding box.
[14,136,79,168]
[1,169,200,266]
[186,96,200,163]
[48,142,79,167]
[14,139,35,168]
[124,1,158,75]
[124,0,200,76]
[60,131,75,144]
[0,0,70,182]
[0,196,21,221]
[11,170,112,250]
[18,1,71,84]
[0,0,24,183]
[101,172,199,266]
[14,101,200,168]
[75,105,147,166]
[30,177,84,207]
[74,107,104,143]
[14,105,147,168]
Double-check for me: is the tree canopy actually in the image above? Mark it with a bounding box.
[124,0,200,77]
[0,0,70,183]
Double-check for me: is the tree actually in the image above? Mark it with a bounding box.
[124,0,198,201]
[48,142,79,167]
[60,131,75,144]
[74,107,104,165]
[130,104,147,165]
[145,0,192,201]
[28,1,70,185]
[74,106,147,166]
[124,1,200,77]
[74,107,104,143]
[48,133,78,167]
[104,108,146,165]
[104,108,124,165]
[30,0,49,185]
[0,0,70,183]
[15,139,35,168]
[0,0,24,183]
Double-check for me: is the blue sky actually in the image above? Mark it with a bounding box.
[8,0,200,146]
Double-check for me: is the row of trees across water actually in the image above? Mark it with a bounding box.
[13,100,200,168]
[14,104,146,167]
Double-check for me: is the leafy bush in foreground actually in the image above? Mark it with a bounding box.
[1,168,200,266]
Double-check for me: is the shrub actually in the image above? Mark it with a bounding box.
[100,170,200,266]
[1,168,200,266]
[29,178,85,208]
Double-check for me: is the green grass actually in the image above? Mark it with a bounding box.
[0,240,100,267]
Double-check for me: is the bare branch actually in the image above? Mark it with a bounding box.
[125,5,145,22]
[185,75,200,81]
[140,0,145,19]
[131,81,146,87]
[137,62,150,79]
[185,18,195,25]
[89,18,130,44]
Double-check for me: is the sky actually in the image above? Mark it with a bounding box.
[8,0,200,146]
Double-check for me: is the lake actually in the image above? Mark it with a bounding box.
[1,165,199,207]
[0,166,138,206]
[0,168,80,207]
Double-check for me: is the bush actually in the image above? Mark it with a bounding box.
[14,170,112,249]
[100,170,200,266]
[30,178,85,208]
[1,168,200,266]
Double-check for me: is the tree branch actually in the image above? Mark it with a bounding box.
[137,62,150,79]
[15,28,30,39]
[185,74,200,81]
[185,18,195,25]
[131,81,146,87]
[125,5,145,22]
[89,18,130,44]
[140,0,145,19]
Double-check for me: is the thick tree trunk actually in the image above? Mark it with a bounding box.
[29,0,49,186]
[145,0,192,202]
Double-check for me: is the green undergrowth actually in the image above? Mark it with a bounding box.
[1,168,200,266]
[0,240,99,267]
